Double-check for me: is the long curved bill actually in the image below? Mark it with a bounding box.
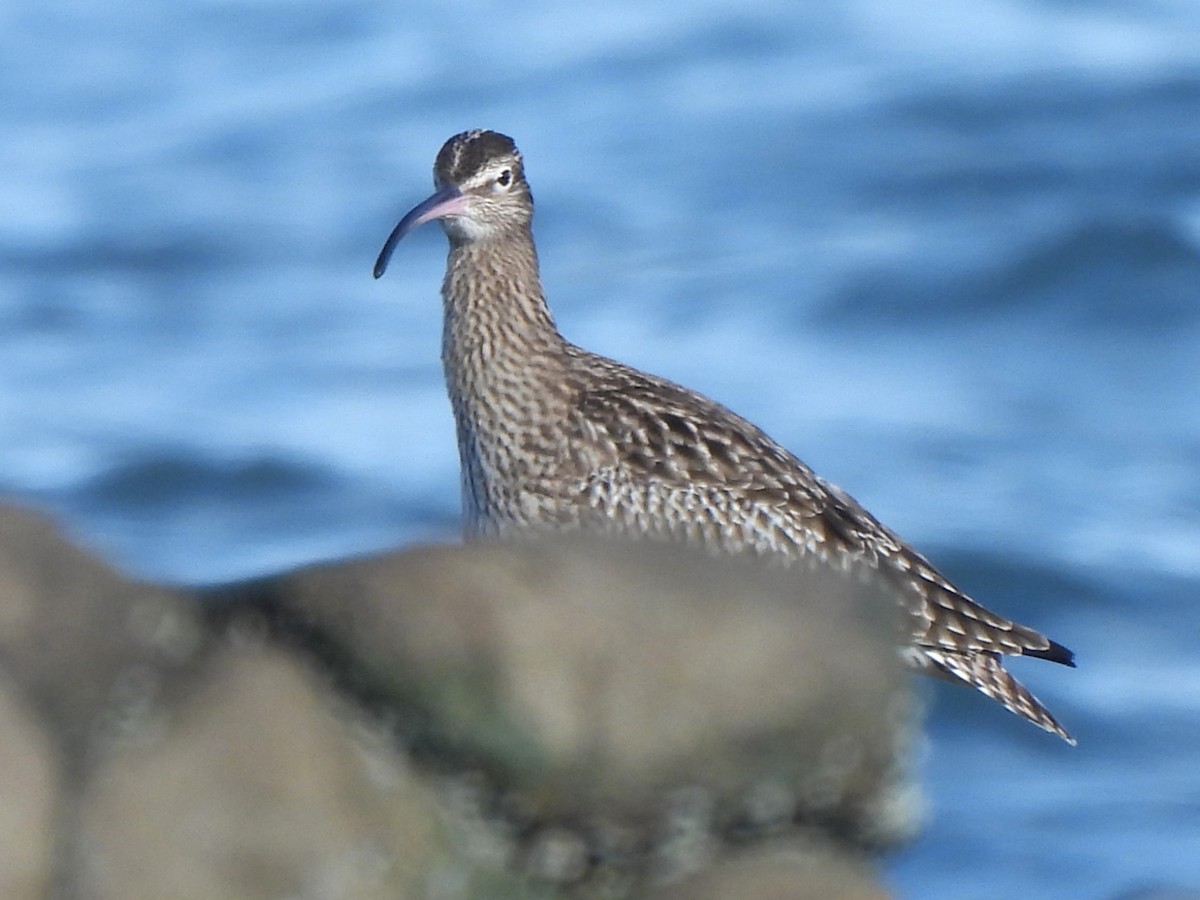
[373,183,466,279]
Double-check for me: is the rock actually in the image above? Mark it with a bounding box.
[0,503,916,897]
[0,505,205,755]
[649,839,890,900]
[211,535,921,882]
[0,672,59,900]
[75,641,476,900]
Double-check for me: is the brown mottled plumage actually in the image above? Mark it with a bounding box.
[374,129,1076,744]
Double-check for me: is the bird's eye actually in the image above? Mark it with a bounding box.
[495,169,512,188]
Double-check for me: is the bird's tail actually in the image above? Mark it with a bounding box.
[925,648,1076,745]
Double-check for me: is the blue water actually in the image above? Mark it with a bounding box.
[4,1,1200,896]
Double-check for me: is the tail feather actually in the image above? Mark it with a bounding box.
[925,648,1076,745]
[1023,638,1076,668]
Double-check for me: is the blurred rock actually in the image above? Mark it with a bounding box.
[75,642,469,900]
[212,535,921,882]
[0,671,59,900]
[648,839,889,900]
[0,504,204,756]
[0,502,919,896]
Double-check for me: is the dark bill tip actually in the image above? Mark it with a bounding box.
[373,183,465,279]
[373,226,404,279]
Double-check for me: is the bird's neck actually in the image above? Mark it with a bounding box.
[440,228,570,440]
[441,227,565,370]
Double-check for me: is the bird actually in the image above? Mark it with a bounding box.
[373,129,1076,744]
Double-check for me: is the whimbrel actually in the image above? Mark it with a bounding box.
[374,129,1076,743]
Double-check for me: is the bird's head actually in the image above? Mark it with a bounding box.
[374,130,531,278]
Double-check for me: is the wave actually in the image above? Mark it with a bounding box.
[823,214,1200,332]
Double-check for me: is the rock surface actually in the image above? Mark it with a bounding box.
[0,501,920,897]
[0,671,58,900]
